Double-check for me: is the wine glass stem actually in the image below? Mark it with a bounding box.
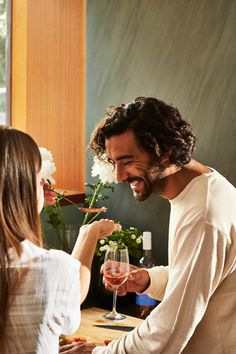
[112,288,118,313]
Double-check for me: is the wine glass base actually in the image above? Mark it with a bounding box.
[103,311,126,321]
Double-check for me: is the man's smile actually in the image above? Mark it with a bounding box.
[124,177,144,194]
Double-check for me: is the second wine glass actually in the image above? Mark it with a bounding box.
[103,245,130,321]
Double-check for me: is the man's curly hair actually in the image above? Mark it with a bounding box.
[90,97,196,167]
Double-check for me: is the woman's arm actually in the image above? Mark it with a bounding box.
[71,219,121,303]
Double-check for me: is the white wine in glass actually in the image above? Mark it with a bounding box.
[103,246,130,321]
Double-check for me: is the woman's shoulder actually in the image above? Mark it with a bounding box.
[21,240,80,275]
[31,248,81,292]
[47,248,80,270]
[44,250,81,290]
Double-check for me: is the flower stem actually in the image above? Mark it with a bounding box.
[55,200,65,229]
[86,211,103,224]
[82,181,104,225]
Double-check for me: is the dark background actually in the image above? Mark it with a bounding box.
[85,0,236,266]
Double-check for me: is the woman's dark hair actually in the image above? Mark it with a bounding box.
[0,126,42,344]
[90,96,196,166]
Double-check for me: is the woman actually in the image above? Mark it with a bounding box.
[0,126,120,353]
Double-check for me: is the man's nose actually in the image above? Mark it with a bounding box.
[115,165,127,183]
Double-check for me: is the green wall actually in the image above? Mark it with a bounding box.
[86,0,236,265]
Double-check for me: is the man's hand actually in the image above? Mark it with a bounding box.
[101,263,150,295]
[59,340,96,353]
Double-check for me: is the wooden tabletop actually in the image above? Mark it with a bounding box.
[66,307,143,346]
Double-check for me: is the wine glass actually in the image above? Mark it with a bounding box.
[103,245,130,320]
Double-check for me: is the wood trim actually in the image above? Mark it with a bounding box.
[56,191,85,206]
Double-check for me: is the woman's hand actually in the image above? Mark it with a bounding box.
[79,219,121,241]
[43,183,56,206]
[88,219,121,239]
[71,219,122,304]
[59,340,95,353]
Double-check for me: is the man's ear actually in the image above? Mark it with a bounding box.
[159,154,171,167]
[155,144,170,165]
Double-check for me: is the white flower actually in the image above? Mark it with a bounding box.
[100,245,109,252]
[136,237,142,244]
[39,147,56,184]
[100,239,105,245]
[131,234,136,239]
[91,155,117,184]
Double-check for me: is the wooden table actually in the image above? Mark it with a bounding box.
[66,307,143,345]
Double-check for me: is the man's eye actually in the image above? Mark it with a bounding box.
[123,161,132,165]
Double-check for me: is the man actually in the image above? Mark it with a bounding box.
[60,97,236,353]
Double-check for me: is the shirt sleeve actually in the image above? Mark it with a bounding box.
[144,265,169,301]
[92,221,228,353]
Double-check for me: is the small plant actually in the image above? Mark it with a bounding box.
[95,227,143,265]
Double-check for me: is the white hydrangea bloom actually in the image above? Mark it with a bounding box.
[39,147,56,184]
[100,245,109,252]
[91,155,117,184]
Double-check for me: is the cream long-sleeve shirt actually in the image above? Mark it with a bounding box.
[93,169,236,354]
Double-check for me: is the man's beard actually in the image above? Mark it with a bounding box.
[127,164,167,201]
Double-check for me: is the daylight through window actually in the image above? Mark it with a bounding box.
[0,0,9,125]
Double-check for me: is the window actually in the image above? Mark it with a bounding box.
[0,0,11,125]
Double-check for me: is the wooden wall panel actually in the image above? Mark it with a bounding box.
[11,0,27,132]
[11,0,85,194]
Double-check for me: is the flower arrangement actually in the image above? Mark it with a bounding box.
[82,156,117,225]
[39,147,56,184]
[86,158,143,263]
[39,148,143,262]
[39,149,117,230]
[95,226,143,265]
[39,147,65,231]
